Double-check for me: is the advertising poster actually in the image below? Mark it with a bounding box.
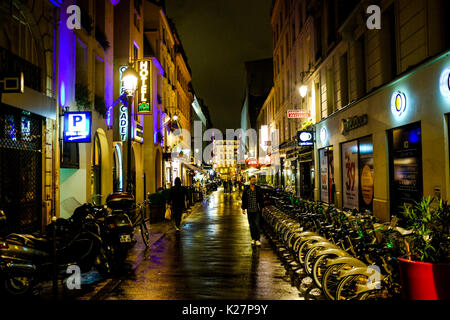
[390,124,423,214]
[319,148,329,203]
[359,137,374,210]
[342,140,359,209]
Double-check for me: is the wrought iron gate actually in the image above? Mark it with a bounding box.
[0,104,43,234]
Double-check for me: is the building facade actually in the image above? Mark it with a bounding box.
[144,1,193,188]
[0,0,58,232]
[213,140,239,181]
[264,0,450,221]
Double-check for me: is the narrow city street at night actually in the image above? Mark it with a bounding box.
[81,188,300,300]
[1,0,450,312]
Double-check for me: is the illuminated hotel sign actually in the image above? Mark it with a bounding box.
[64,111,92,143]
[119,105,128,141]
[391,91,407,117]
[287,110,310,119]
[440,67,450,99]
[137,59,152,114]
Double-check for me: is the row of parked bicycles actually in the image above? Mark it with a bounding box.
[261,189,414,300]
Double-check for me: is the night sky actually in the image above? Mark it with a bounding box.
[165,0,273,132]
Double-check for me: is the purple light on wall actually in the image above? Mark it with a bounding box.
[60,82,65,106]
[110,0,120,5]
[49,0,63,7]
[106,106,113,127]
[58,1,75,109]
[152,57,165,76]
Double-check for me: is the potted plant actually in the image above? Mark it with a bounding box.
[398,197,450,300]
[148,192,166,223]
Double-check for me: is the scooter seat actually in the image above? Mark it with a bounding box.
[7,234,51,252]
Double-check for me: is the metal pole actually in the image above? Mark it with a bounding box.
[127,94,133,193]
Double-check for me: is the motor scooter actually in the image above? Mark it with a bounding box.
[91,193,136,271]
[0,205,110,296]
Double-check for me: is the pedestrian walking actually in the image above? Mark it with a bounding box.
[241,175,265,246]
[168,177,187,231]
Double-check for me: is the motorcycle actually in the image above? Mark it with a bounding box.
[91,193,136,271]
[0,204,110,296]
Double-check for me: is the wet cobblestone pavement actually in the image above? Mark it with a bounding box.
[84,189,301,300]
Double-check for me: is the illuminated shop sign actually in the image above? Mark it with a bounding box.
[391,91,407,117]
[137,59,152,114]
[119,105,128,141]
[297,131,314,146]
[119,66,128,96]
[340,114,368,135]
[64,111,92,143]
[134,123,144,143]
[440,67,450,99]
[320,127,328,144]
[287,110,310,119]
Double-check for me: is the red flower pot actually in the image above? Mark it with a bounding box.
[398,257,450,300]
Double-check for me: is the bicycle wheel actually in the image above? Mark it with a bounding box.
[304,246,322,275]
[321,263,347,300]
[140,221,150,247]
[358,290,381,300]
[312,253,337,289]
[335,274,367,300]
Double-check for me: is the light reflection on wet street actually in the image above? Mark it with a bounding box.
[100,189,301,300]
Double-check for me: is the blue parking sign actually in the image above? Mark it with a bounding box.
[64,111,92,143]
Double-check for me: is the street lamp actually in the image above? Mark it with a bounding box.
[122,64,139,193]
[299,85,308,98]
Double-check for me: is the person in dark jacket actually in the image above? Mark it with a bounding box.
[168,177,187,231]
[241,175,265,246]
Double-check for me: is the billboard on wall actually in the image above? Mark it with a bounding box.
[319,148,329,203]
[342,140,359,209]
[389,124,423,214]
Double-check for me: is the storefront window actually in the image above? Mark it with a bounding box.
[388,122,423,218]
[341,136,374,211]
[319,147,334,203]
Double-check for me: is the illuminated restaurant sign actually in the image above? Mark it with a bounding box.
[287,110,310,119]
[64,111,92,143]
[137,59,152,114]
[119,105,128,141]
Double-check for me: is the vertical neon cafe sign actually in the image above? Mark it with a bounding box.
[119,66,128,141]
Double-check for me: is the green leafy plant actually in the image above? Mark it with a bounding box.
[148,192,166,206]
[94,95,107,118]
[402,197,450,263]
[75,83,92,111]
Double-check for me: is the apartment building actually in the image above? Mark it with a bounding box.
[266,0,450,221]
[144,1,193,188]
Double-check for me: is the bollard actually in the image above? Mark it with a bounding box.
[52,216,58,298]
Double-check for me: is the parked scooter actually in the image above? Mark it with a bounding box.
[91,193,136,271]
[0,205,110,296]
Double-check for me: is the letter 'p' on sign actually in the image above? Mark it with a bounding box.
[64,111,92,143]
